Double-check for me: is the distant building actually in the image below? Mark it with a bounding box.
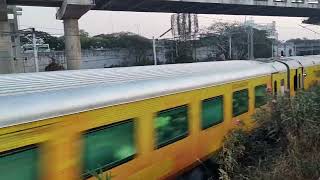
[292,40,320,56]
[278,39,320,57]
[277,42,296,57]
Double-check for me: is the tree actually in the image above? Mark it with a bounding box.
[174,41,195,63]
[201,22,247,60]
[253,29,273,58]
[20,30,64,51]
[201,22,272,60]
[45,57,65,71]
[79,29,93,49]
[91,32,152,65]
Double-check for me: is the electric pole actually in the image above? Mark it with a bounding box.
[247,25,254,60]
[229,35,232,59]
[247,28,250,60]
[152,36,157,65]
[250,26,254,59]
[32,28,39,72]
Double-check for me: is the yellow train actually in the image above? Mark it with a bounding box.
[0,56,320,180]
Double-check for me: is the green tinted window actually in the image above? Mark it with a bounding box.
[255,85,267,108]
[155,105,188,148]
[201,96,224,129]
[0,146,39,180]
[83,120,135,177]
[233,89,249,117]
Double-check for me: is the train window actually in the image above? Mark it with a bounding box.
[201,96,224,129]
[0,145,39,180]
[83,120,135,177]
[255,85,267,108]
[233,89,249,117]
[155,105,188,149]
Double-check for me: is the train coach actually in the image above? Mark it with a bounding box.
[0,56,320,180]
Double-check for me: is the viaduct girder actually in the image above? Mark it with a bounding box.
[6,0,320,17]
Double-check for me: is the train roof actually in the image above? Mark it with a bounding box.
[287,55,320,67]
[0,60,283,128]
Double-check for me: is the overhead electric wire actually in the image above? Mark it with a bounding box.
[298,24,320,35]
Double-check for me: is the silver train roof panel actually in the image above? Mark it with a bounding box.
[280,58,302,69]
[0,60,275,128]
[251,58,290,72]
[289,55,320,67]
[268,61,288,73]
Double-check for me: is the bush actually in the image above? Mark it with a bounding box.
[217,85,320,180]
[45,61,65,71]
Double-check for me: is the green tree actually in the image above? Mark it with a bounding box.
[91,32,152,65]
[79,29,93,49]
[20,31,64,51]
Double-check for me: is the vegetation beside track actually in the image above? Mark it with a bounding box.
[216,85,320,180]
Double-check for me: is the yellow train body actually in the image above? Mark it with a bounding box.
[1,58,320,180]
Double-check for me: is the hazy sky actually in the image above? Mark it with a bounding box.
[18,6,320,41]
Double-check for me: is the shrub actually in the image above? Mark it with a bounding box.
[217,85,320,180]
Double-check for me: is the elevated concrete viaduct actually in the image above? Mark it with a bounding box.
[56,0,93,70]
[0,0,13,74]
[2,0,320,73]
[8,0,320,17]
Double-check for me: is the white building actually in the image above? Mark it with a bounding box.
[277,42,296,57]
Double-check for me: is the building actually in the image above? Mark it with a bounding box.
[277,42,296,57]
[293,40,320,56]
[277,39,320,57]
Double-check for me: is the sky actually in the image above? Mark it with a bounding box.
[17,6,320,41]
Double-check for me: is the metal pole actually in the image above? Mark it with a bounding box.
[247,28,250,60]
[229,35,232,60]
[272,42,274,58]
[152,36,157,65]
[193,40,197,62]
[32,28,39,72]
[250,26,254,59]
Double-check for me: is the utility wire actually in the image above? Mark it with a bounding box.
[298,24,320,35]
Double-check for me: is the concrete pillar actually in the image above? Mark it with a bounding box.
[0,0,13,74]
[57,0,93,70]
[8,6,24,73]
[64,19,81,70]
[6,6,24,73]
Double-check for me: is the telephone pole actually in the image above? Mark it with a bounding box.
[246,25,254,60]
[250,26,254,59]
[152,36,157,65]
[32,28,39,72]
[229,35,232,59]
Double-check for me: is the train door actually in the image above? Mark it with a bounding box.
[280,79,285,94]
[274,80,278,96]
[294,69,298,91]
[271,73,278,96]
[294,67,304,91]
[298,67,304,89]
[275,60,291,96]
